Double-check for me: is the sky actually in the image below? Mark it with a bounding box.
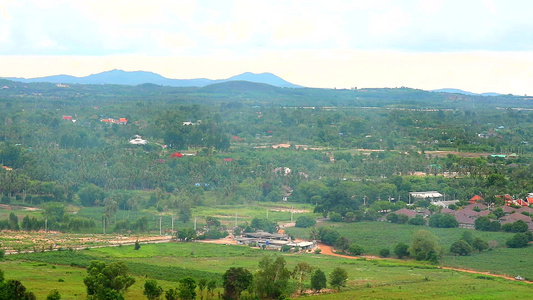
[1,0,533,94]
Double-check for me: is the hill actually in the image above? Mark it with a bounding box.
[2,69,302,88]
[432,88,502,96]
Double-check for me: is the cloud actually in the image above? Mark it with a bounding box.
[2,0,533,55]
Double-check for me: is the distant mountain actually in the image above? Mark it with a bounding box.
[431,88,502,97]
[2,69,302,88]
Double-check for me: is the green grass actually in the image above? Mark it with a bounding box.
[4,242,531,299]
[286,221,533,280]
[193,202,318,225]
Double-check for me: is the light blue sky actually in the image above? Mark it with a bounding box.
[1,0,533,94]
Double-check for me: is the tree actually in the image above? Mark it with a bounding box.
[394,242,410,258]
[410,230,441,262]
[207,280,217,299]
[450,240,473,256]
[292,262,313,295]
[329,268,348,291]
[511,220,529,233]
[83,261,135,300]
[295,216,316,228]
[164,288,178,300]
[46,289,61,300]
[144,279,163,300]
[0,279,36,300]
[134,239,141,250]
[318,227,340,246]
[379,248,390,257]
[329,212,342,222]
[408,215,425,226]
[348,243,364,256]
[222,267,253,300]
[198,279,207,299]
[428,213,458,228]
[178,277,197,300]
[78,184,105,207]
[472,237,489,252]
[460,231,474,245]
[254,256,291,299]
[506,233,529,248]
[310,269,327,292]
[334,236,351,252]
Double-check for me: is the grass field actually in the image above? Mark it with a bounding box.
[2,242,531,299]
[286,221,533,280]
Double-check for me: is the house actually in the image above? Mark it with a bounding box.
[129,135,147,145]
[101,118,128,124]
[469,195,484,204]
[455,213,476,229]
[394,208,419,218]
[62,116,73,120]
[408,191,443,205]
[465,203,488,211]
[500,213,532,223]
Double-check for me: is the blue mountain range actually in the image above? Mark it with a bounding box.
[3,69,302,88]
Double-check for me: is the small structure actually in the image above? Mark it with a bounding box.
[469,195,484,204]
[408,191,443,205]
[129,135,147,145]
[236,231,316,251]
[101,118,128,124]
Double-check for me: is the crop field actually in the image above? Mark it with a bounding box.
[2,242,531,299]
[286,221,533,280]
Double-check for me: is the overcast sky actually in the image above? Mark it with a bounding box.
[1,0,533,94]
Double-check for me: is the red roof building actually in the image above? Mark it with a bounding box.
[469,195,484,204]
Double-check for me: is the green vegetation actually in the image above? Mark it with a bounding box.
[1,77,533,299]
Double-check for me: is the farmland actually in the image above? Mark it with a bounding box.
[2,241,532,299]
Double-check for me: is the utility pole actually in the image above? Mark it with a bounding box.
[171,215,174,234]
[235,213,238,228]
[159,215,162,236]
[194,217,197,231]
[291,206,294,222]
[266,209,269,219]
[103,216,106,235]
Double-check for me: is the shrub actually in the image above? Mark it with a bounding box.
[408,215,425,226]
[450,240,473,256]
[429,213,458,228]
[379,248,390,257]
[295,216,316,228]
[506,233,529,248]
[329,212,342,222]
[472,237,489,252]
[348,243,364,256]
[319,227,340,246]
[394,242,410,258]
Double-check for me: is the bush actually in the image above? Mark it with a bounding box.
[379,248,390,257]
[348,243,364,256]
[408,215,425,226]
[429,213,458,228]
[394,242,410,258]
[450,240,473,256]
[329,212,342,222]
[506,233,529,248]
[295,216,316,228]
[281,245,291,252]
[319,227,340,246]
[472,237,489,252]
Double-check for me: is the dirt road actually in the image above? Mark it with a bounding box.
[316,243,532,284]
